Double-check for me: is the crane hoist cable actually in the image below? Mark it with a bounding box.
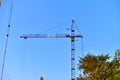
[0,0,13,80]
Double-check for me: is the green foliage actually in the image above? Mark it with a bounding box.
[78,53,109,76]
[106,49,120,80]
[0,0,1,6]
[77,50,120,80]
[40,77,44,80]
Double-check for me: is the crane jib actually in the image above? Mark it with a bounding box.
[20,34,83,39]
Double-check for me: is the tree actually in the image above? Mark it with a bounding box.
[0,0,2,6]
[105,50,120,80]
[78,53,109,79]
[40,77,44,80]
[77,50,120,80]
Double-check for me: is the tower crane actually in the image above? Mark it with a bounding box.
[20,19,83,80]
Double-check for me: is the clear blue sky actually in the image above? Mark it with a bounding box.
[0,0,120,80]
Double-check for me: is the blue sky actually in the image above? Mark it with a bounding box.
[0,0,120,80]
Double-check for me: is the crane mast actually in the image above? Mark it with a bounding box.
[20,20,83,80]
[71,20,75,80]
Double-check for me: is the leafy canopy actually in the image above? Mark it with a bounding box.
[77,50,120,80]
